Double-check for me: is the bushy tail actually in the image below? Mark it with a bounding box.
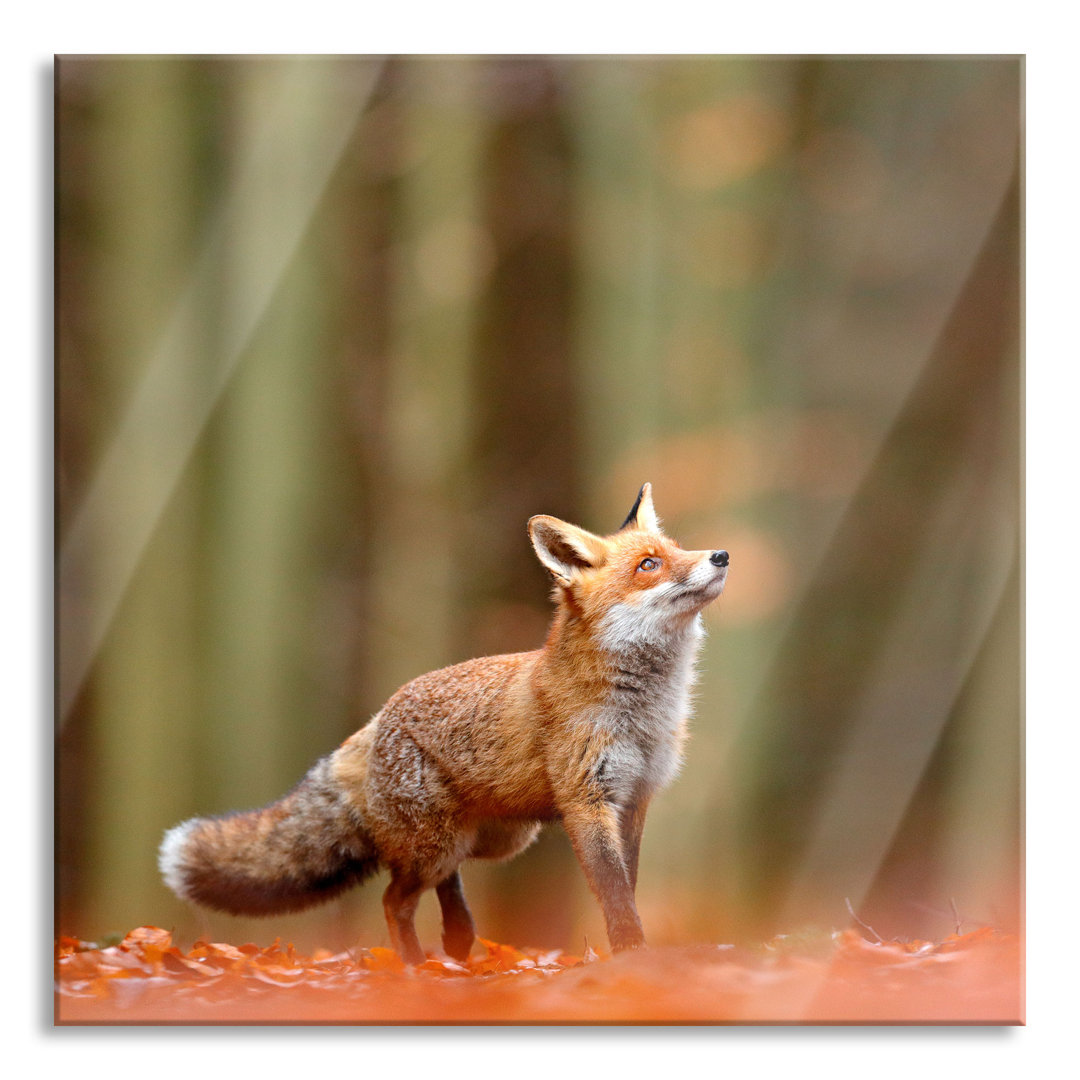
[159,756,377,916]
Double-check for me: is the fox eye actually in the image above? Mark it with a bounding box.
[638,557,660,572]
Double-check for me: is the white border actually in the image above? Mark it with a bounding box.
[10,3,1075,1072]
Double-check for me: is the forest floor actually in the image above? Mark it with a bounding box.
[55,925,1022,1025]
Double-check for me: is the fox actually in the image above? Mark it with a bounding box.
[159,483,729,965]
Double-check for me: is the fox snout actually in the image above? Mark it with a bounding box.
[698,548,729,591]
[684,547,729,604]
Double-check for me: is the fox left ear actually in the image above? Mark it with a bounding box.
[528,515,608,585]
[618,482,661,533]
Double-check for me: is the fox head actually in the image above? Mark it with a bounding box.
[528,483,729,649]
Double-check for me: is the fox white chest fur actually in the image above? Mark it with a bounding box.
[588,616,704,800]
[160,483,728,966]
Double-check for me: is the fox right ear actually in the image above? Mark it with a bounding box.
[528,515,607,585]
[619,482,661,533]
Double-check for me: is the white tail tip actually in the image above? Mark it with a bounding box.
[158,819,197,900]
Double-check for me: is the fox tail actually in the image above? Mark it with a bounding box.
[159,756,377,916]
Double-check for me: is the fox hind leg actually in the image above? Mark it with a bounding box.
[382,869,427,966]
[435,870,476,962]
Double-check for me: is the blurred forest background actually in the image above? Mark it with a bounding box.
[56,55,1021,954]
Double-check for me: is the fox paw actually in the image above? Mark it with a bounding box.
[442,926,476,963]
[609,924,647,952]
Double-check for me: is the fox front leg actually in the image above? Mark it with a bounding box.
[562,803,645,952]
[619,798,649,894]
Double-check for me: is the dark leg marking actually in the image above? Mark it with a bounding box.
[436,870,476,962]
[619,799,649,894]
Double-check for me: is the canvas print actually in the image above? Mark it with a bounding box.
[55,54,1022,1024]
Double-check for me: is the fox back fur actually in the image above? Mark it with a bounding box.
[160,483,729,964]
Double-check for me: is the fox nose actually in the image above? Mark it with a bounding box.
[710,550,729,568]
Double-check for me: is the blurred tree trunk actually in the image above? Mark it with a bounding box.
[362,58,486,703]
[72,58,208,936]
[566,58,665,521]
[734,164,1020,936]
[200,59,351,813]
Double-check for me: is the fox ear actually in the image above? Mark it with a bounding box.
[528,515,608,585]
[618,482,661,533]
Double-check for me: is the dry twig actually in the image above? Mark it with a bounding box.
[845,897,883,943]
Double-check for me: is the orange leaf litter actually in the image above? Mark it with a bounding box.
[55,925,1022,1025]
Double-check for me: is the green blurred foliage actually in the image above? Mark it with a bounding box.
[56,56,1021,951]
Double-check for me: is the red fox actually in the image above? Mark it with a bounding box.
[160,484,729,964]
